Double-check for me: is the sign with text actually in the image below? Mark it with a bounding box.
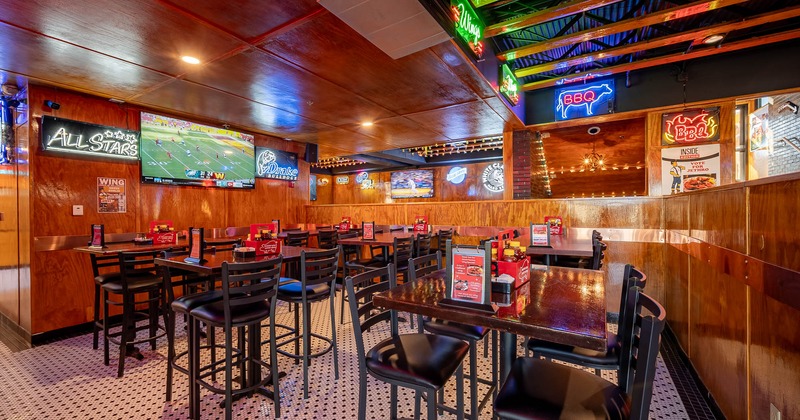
[450,247,487,304]
[446,166,467,184]
[661,108,720,145]
[186,227,205,263]
[451,0,484,58]
[545,216,562,235]
[413,215,429,232]
[335,175,349,185]
[499,64,520,106]
[147,220,177,244]
[362,221,375,241]
[482,163,504,192]
[97,177,126,213]
[255,147,298,181]
[529,223,551,247]
[41,116,139,159]
[90,224,105,248]
[661,144,720,195]
[339,216,351,232]
[554,81,615,121]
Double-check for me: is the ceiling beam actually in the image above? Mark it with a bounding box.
[515,5,800,78]
[521,28,800,91]
[362,149,427,165]
[498,0,750,61]
[485,0,624,38]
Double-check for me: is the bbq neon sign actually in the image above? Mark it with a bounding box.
[451,0,484,58]
[554,81,615,121]
[661,108,720,145]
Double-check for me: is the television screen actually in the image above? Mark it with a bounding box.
[140,112,256,189]
[390,169,434,199]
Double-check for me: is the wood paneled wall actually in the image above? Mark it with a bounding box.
[24,85,310,334]
[665,176,800,420]
[312,161,505,205]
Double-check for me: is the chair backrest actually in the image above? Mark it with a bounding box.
[392,236,414,269]
[282,227,302,232]
[617,265,647,336]
[589,239,606,270]
[408,251,442,282]
[90,253,119,277]
[315,225,332,230]
[205,238,242,252]
[220,256,282,327]
[415,232,432,257]
[317,229,338,249]
[338,231,360,260]
[345,264,398,368]
[618,289,666,418]
[285,231,310,247]
[437,229,453,253]
[160,249,191,302]
[118,250,161,291]
[300,248,340,289]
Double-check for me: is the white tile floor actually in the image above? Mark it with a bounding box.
[0,294,689,419]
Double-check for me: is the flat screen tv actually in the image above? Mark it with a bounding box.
[140,112,256,189]
[390,169,434,199]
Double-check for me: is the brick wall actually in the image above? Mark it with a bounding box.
[763,93,800,176]
[512,130,532,199]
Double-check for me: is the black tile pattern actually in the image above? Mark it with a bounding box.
[660,326,722,420]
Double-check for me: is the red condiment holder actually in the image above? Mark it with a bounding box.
[244,223,281,256]
[146,220,178,244]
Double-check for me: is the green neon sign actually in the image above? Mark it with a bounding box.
[499,64,520,105]
[451,0,485,58]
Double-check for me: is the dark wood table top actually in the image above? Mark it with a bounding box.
[373,267,607,352]
[522,235,593,257]
[337,231,418,246]
[154,245,322,275]
[276,230,322,239]
[74,240,188,255]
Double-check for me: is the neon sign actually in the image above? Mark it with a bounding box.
[451,0,484,58]
[336,176,349,185]
[41,116,139,159]
[446,166,467,184]
[482,163,504,192]
[554,81,615,121]
[661,108,720,145]
[499,64,520,106]
[255,147,299,180]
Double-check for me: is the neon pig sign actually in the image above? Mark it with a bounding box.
[554,81,615,121]
[661,108,720,145]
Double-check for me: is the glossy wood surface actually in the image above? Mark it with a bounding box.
[155,246,323,275]
[523,235,593,257]
[749,178,800,271]
[373,268,607,351]
[73,241,186,255]
[690,186,747,253]
[337,232,418,247]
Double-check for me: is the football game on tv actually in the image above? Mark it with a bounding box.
[139,112,256,189]
[390,169,434,199]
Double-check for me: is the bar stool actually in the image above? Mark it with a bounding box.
[102,250,166,377]
[410,251,497,419]
[189,256,283,420]
[91,253,121,350]
[345,263,468,420]
[274,248,339,399]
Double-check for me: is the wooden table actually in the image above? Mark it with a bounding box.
[74,240,187,255]
[276,230,320,239]
[373,266,607,381]
[522,234,593,265]
[336,231,417,246]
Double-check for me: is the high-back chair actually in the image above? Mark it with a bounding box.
[495,287,666,419]
[188,256,283,420]
[345,264,469,420]
[284,230,310,247]
[527,264,647,382]
[274,248,340,399]
[392,236,414,282]
[91,253,121,350]
[436,228,454,257]
[414,232,432,257]
[317,229,338,249]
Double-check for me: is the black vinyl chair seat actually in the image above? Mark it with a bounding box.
[94,272,121,284]
[366,333,469,390]
[101,274,161,293]
[170,290,225,314]
[527,337,618,367]
[423,318,489,342]
[277,278,331,297]
[494,358,629,420]
[190,300,272,326]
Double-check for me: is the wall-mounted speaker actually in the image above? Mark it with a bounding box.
[304,143,318,163]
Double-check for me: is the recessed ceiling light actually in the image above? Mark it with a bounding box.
[181,56,201,64]
[361,121,374,127]
[702,34,725,45]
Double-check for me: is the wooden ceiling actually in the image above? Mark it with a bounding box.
[0,0,523,158]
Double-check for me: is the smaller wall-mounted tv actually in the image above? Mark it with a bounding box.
[140,112,255,189]
[390,169,434,199]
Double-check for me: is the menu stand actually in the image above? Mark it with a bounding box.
[439,240,497,314]
[529,222,552,248]
[184,227,206,263]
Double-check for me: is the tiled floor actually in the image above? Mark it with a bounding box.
[1,294,696,419]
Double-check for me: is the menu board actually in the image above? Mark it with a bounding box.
[97,177,126,213]
[271,219,281,234]
[529,223,551,247]
[90,224,105,248]
[185,227,205,263]
[451,248,486,303]
[362,221,375,240]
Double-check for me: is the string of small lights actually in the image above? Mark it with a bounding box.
[550,163,644,175]
[311,157,364,169]
[402,136,503,157]
[533,134,552,196]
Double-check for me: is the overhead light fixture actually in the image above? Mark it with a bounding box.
[360,121,374,127]
[581,142,605,172]
[702,34,725,45]
[181,56,201,64]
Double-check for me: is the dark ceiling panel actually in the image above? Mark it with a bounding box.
[348,116,449,148]
[406,100,507,140]
[183,49,397,126]
[162,0,323,40]
[0,23,172,98]
[261,12,481,115]
[0,0,247,76]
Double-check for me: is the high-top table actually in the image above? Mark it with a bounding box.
[520,234,594,265]
[336,231,418,247]
[373,266,607,382]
